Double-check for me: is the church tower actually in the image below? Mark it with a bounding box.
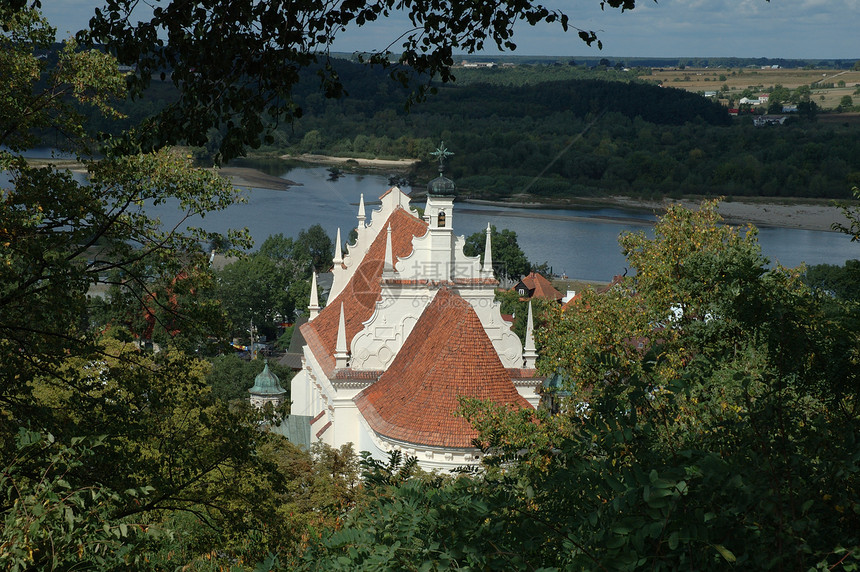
[421,142,456,280]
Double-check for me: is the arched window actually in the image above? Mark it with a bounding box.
[437,210,446,227]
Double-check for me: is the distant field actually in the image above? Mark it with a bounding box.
[648,67,860,110]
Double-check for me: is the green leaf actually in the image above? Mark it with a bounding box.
[714,544,736,563]
[668,531,679,550]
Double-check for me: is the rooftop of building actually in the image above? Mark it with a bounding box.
[354,288,531,449]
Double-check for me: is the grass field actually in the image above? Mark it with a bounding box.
[648,67,860,110]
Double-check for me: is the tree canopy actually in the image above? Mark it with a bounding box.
[6,1,860,570]
[214,228,331,339]
[0,5,337,567]
[4,0,628,565]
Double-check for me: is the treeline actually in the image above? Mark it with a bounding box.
[262,59,859,200]
[73,55,860,201]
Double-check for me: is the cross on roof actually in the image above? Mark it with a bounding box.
[430,142,454,172]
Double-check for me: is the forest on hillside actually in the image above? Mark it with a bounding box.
[73,54,860,202]
[253,60,860,201]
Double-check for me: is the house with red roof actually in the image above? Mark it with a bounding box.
[290,172,542,471]
[512,272,563,302]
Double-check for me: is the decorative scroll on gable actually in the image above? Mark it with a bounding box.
[350,311,421,370]
[330,186,422,303]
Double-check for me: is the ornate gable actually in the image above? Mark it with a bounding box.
[300,207,427,376]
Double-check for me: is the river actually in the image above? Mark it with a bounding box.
[7,152,857,282]
[145,163,858,282]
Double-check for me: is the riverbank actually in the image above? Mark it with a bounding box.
[463,195,850,233]
[22,158,300,191]
[281,153,420,170]
[605,196,848,233]
[271,156,850,232]
[214,161,856,233]
[217,166,298,190]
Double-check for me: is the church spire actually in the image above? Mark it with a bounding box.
[354,194,367,246]
[482,223,494,276]
[357,193,366,227]
[334,302,349,368]
[523,300,538,368]
[383,223,394,273]
[333,228,343,266]
[308,270,320,320]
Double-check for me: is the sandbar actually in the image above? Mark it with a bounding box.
[282,153,420,170]
[606,196,850,233]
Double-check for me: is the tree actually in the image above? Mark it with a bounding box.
[1,431,154,570]
[214,229,326,338]
[791,84,811,103]
[82,0,636,161]
[524,202,860,569]
[797,99,818,119]
[463,225,531,281]
[295,224,335,273]
[0,6,124,154]
[839,95,854,110]
[1,6,249,435]
[804,259,860,302]
[216,253,298,338]
[0,7,325,567]
[207,353,294,402]
[833,186,860,241]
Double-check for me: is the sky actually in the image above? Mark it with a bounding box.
[42,0,858,60]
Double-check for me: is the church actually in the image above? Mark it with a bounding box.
[288,162,542,471]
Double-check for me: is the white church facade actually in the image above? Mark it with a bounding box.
[289,174,542,472]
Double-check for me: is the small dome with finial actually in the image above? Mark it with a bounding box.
[427,141,456,197]
[427,173,455,197]
[249,361,286,396]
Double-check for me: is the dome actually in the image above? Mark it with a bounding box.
[248,361,286,395]
[426,174,455,197]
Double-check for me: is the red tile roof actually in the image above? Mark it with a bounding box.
[301,207,427,374]
[381,278,497,287]
[520,272,563,301]
[354,288,531,449]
